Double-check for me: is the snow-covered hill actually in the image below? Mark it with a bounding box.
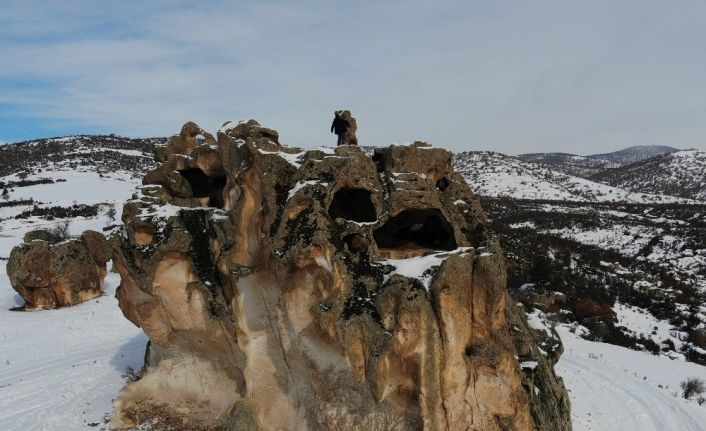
[592,150,706,201]
[0,136,159,429]
[517,145,679,177]
[516,152,618,177]
[454,151,698,203]
[588,145,680,165]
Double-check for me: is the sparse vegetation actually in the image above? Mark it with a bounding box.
[480,197,706,365]
[106,205,117,223]
[680,378,706,400]
[49,220,72,240]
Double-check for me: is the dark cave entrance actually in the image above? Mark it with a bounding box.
[372,151,386,173]
[178,168,226,209]
[435,177,450,191]
[373,209,456,253]
[328,188,377,223]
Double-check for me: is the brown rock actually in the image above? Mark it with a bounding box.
[338,110,358,145]
[155,121,217,163]
[111,121,571,430]
[7,230,111,309]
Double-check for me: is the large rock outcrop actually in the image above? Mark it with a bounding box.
[7,230,111,309]
[337,110,358,146]
[111,120,571,430]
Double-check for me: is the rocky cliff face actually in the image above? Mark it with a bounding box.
[7,230,111,309]
[111,120,571,430]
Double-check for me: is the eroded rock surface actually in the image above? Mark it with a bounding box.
[337,110,358,146]
[111,120,571,430]
[7,230,110,309]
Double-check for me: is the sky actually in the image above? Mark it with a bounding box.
[1,1,705,154]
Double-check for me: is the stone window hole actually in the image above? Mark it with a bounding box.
[328,188,377,222]
[178,168,226,209]
[373,209,457,253]
[436,177,450,191]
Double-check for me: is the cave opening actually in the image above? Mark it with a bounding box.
[178,168,226,209]
[373,209,456,254]
[328,188,377,223]
[436,177,450,191]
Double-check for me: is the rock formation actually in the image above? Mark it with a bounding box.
[154,121,217,163]
[111,120,571,430]
[7,230,111,309]
[338,110,358,146]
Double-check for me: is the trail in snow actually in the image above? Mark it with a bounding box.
[557,326,706,431]
[0,270,146,430]
[0,164,147,430]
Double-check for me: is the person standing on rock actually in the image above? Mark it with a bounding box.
[331,111,349,146]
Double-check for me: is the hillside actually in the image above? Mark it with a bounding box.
[591,150,706,201]
[518,145,679,177]
[589,145,679,164]
[453,151,696,204]
[0,135,160,257]
[0,136,157,428]
[517,152,619,177]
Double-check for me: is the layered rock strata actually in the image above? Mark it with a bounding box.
[7,230,111,309]
[111,120,571,430]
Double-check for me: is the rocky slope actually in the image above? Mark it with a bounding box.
[110,121,571,430]
[591,150,706,201]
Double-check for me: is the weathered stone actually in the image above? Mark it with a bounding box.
[7,230,110,309]
[111,120,571,430]
[338,110,358,146]
[155,121,217,163]
[22,229,62,244]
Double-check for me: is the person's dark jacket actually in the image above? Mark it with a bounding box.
[331,117,348,134]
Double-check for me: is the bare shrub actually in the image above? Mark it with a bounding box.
[680,377,706,400]
[106,205,117,221]
[50,220,71,240]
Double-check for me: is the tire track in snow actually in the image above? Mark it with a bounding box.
[556,326,706,431]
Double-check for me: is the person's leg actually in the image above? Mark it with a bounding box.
[337,133,344,146]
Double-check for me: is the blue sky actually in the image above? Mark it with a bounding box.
[1,1,705,153]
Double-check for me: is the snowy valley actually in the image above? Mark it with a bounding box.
[0,136,705,430]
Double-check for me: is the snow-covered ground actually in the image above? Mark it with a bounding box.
[0,268,146,430]
[557,325,706,431]
[0,155,148,430]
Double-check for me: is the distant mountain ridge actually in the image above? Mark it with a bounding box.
[587,145,680,164]
[453,150,695,204]
[518,145,679,177]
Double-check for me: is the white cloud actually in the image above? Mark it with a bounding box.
[1,1,705,153]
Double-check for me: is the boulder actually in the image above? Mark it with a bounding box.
[22,229,62,244]
[111,121,571,430]
[7,230,111,309]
